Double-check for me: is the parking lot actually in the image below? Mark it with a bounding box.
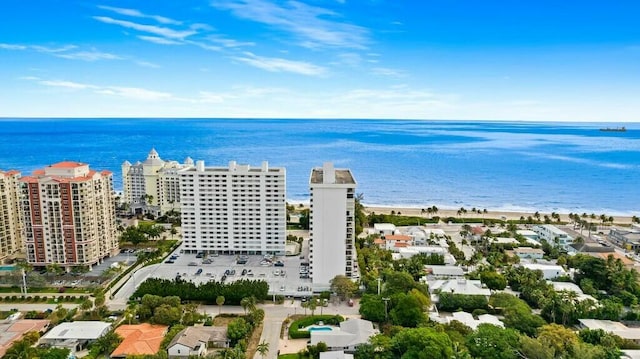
[144,246,314,297]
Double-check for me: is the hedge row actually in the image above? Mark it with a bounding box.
[288,315,344,339]
[0,295,87,303]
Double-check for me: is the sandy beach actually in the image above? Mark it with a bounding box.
[362,205,636,225]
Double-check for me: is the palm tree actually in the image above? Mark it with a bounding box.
[170,227,177,239]
[240,296,257,315]
[216,295,225,314]
[256,340,269,359]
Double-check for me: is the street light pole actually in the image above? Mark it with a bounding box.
[382,297,390,321]
[377,277,382,296]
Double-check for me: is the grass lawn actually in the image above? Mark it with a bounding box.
[279,354,307,359]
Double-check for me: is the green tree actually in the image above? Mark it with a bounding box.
[227,318,251,345]
[466,324,520,359]
[480,271,507,290]
[330,275,358,301]
[153,304,182,325]
[391,327,453,359]
[390,293,426,327]
[256,340,269,359]
[91,330,123,356]
[537,324,579,356]
[216,295,225,314]
[240,296,257,314]
[359,294,386,322]
[120,226,147,248]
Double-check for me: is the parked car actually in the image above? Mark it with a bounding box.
[188,262,198,266]
[165,260,175,264]
[274,261,284,267]
[195,268,203,275]
[203,258,213,264]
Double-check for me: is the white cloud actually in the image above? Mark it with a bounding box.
[207,35,255,48]
[31,45,77,53]
[370,67,406,77]
[335,53,362,67]
[26,77,173,101]
[137,35,183,45]
[135,60,161,68]
[55,49,122,61]
[0,43,27,50]
[93,16,197,39]
[232,52,327,76]
[97,86,173,101]
[97,5,182,25]
[213,0,369,49]
[39,80,96,90]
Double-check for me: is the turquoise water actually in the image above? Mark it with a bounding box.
[0,119,638,215]
[308,326,333,331]
[0,266,16,271]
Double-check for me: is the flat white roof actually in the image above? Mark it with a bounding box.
[373,223,396,231]
[491,237,519,244]
[521,263,565,271]
[42,321,111,341]
[517,230,539,236]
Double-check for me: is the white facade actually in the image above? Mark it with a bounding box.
[309,162,357,291]
[179,161,286,255]
[122,149,194,215]
[20,162,118,269]
[533,224,573,248]
[0,170,22,262]
[521,263,567,279]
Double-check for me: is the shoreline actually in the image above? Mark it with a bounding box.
[362,205,636,225]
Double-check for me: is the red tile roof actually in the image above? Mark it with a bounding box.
[385,235,412,241]
[0,319,50,357]
[48,161,86,168]
[111,324,168,357]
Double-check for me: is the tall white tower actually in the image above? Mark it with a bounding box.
[309,162,357,291]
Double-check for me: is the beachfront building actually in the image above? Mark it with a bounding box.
[20,162,118,270]
[309,162,358,291]
[608,227,640,251]
[121,149,194,216]
[533,224,573,249]
[0,170,23,262]
[179,161,286,255]
[521,263,567,279]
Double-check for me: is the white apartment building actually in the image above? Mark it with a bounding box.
[20,162,118,269]
[0,170,22,262]
[122,149,194,216]
[309,162,357,291]
[179,161,286,255]
[532,224,573,249]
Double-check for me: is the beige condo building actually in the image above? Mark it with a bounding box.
[20,162,118,269]
[122,148,193,216]
[0,170,23,262]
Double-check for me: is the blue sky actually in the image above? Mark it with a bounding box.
[1,1,639,121]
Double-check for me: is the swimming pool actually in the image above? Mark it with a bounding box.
[307,326,335,332]
[0,266,15,271]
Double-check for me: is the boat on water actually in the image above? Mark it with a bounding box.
[599,127,626,132]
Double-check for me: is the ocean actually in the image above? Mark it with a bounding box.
[0,119,638,216]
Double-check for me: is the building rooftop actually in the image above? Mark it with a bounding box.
[310,318,377,349]
[579,319,640,340]
[0,319,50,358]
[320,351,354,359]
[111,323,168,358]
[514,247,545,254]
[310,162,355,185]
[449,311,504,330]
[167,326,228,350]
[425,265,465,276]
[385,235,412,241]
[48,161,86,169]
[41,321,110,341]
[430,279,491,297]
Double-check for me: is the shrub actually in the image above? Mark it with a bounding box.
[472,309,488,317]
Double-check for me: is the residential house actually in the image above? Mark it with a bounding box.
[517,230,540,241]
[424,265,465,279]
[578,319,640,345]
[40,321,111,353]
[532,225,574,249]
[509,247,545,259]
[111,323,168,358]
[167,326,229,358]
[609,227,640,252]
[550,282,597,302]
[521,263,567,279]
[320,351,354,359]
[448,311,504,330]
[0,319,50,357]
[372,223,396,236]
[310,318,378,353]
[429,279,491,304]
